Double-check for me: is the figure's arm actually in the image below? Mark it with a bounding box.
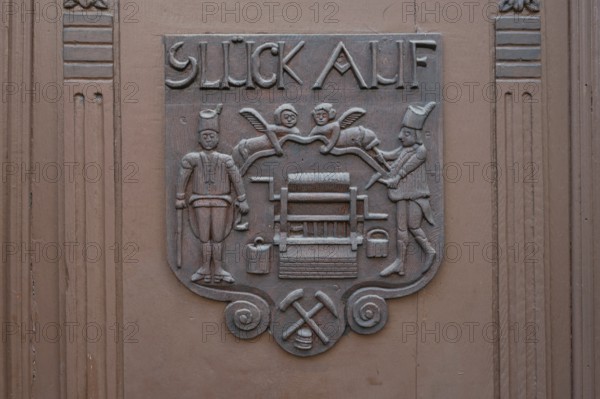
[265,126,284,156]
[271,126,300,137]
[320,123,340,153]
[225,157,250,214]
[175,155,194,208]
[397,146,427,179]
[376,146,401,162]
[309,125,323,136]
[382,146,426,188]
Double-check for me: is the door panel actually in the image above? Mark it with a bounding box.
[0,0,575,398]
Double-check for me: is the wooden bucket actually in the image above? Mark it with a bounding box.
[246,237,272,274]
[366,229,389,258]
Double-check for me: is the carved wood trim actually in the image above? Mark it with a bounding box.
[570,0,600,397]
[60,2,123,398]
[495,16,541,79]
[64,0,109,10]
[498,0,541,13]
[1,1,35,397]
[63,12,114,80]
[494,14,547,399]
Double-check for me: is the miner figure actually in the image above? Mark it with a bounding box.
[378,102,437,277]
[175,104,250,283]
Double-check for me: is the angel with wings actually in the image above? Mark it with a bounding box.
[308,103,382,155]
[232,104,300,166]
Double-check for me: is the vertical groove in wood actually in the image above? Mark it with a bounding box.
[64,86,116,399]
[532,93,546,399]
[571,0,600,397]
[513,89,528,399]
[112,4,125,397]
[25,0,35,391]
[498,89,510,399]
[74,93,88,399]
[84,92,106,399]
[570,0,585,394]
[522,94,536,399]
[1,0,9,396]
[63,93,80,399]
[496,80,546,399]
[103,86,118,399]
[2,0,34,397]
[505,90,518,399]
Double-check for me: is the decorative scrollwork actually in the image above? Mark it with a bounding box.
[224,300,269,339]
[64,0,108,9]
[498,0,540,13]
[348,294,388,334]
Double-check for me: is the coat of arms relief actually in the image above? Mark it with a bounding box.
[165,34,443,356]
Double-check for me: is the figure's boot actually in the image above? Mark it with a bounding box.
[212,243,235,284]
[380,240,407,277]
[413,229,436,275]
[191,243,212,283]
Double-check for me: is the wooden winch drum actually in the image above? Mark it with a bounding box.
[246,237,272,274]
[366,229,389,258]
[286,172,350,192]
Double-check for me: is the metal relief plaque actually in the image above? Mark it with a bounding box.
[164,34,443,356]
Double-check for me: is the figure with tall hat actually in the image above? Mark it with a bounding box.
[175,104,250,283]
[377,102,437,277]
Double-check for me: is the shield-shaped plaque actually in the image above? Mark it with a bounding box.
[165,34,443,356]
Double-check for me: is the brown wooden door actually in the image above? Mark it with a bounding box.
[2,0,588,398]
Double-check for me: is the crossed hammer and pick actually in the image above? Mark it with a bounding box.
[279,289,338,345]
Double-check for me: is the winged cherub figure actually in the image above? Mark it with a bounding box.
[232,104,300,166]
[308,103,382,156]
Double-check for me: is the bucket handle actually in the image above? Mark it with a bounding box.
[366,229,389,240]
